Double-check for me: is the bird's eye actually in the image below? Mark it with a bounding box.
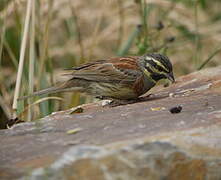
[158,66,164,72]
[157,65,169,73]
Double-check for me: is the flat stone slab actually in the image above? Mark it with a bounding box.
[0,66,221,179]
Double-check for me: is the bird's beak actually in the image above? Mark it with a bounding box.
[166,72,175,83]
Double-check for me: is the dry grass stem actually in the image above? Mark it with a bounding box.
[27,0,35,121]
[12,0,33,117]
[68,0,85,61]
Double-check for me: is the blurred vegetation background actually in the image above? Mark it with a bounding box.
[0,0,221,128]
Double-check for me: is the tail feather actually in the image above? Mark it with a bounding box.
[18,86,82,101]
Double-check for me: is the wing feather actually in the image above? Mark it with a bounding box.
[66,57,142,84]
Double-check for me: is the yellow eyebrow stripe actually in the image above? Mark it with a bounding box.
[145,56,169,73]
[152,59,169,72]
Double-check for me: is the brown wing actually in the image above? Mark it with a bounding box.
[66,56,142,84]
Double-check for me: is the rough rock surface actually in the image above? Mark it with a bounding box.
[1,66,221,179]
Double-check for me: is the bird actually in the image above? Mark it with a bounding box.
[19,53,175,102]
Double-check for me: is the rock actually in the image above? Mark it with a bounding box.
[0,66,221,179]
[27,142,221,180]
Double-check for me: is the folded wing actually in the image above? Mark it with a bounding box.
[67,57,142,84]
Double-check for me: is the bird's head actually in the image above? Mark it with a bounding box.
[140,53,175,83]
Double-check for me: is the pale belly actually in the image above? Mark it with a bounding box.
[88,82,138,100]
[76,75,156,100]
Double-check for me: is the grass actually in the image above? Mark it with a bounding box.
[12,0,32,117]
[0,0,221,127]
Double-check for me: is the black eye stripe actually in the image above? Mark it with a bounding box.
[144,64,167,81]
[145,66,154,74]
[151,73,166,81]
[157,66,164,72]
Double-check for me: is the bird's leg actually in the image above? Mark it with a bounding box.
[95,96,110,100]
[96,96,104,100]
[100,94,154,107]
[106,93,156,107]
[138,93,154,101]
[107,98,141,107]
[145,93,153,98]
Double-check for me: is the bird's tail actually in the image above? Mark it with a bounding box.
[18,82,82,101]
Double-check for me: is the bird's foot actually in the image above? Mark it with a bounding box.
[105,98,142,107]
[100,94,154,107]
[96,96,110,100]
[138,94,154,101]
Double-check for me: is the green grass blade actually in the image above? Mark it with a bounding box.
[197,45,221,70]
[117,26,141,56]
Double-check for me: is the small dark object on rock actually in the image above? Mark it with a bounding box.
[6,117,24,128]
[169,106,182,114]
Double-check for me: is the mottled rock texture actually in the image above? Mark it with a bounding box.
[1,66,221,180]
[28,142,221,180]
